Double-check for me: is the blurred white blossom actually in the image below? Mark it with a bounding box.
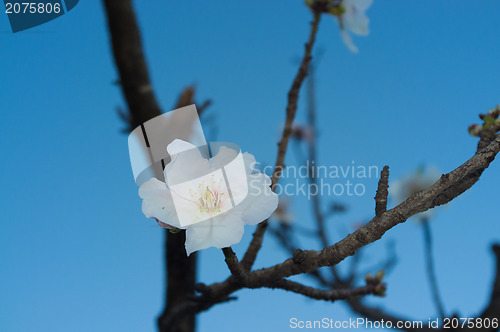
[390,165,441,222]
[338,0,373,53]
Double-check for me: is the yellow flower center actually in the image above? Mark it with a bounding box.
[190,177,225,214]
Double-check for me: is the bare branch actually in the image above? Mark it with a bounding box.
[375,166,390,217]
[422,219,446,320]
[163,231,197,332]
[103,0,500,329]
[305,55,342,282]
[101,2,205,332]
[161,293,237,328]
[248,138,500,282]
[102,0,162,131]
[241,11,322,271]
[222,247,249,284]
[478,244,500,327]
[161,137,500,323]
[267,279,385,302]
[268,224,333,287]
[356,241,398,283]
[431,120,498,208]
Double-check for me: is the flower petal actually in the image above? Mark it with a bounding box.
[345,0,373,11]
[236,173,279,225]
[242,152,258,174]
[343,10,370,36]
[164,140,210,185]
[138,178,181,228]
[167,139,198,156]
[184,213,245,255]
[340,30,359,53]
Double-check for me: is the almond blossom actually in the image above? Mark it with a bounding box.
[389,165,441,222]
[138,139,279,255]
[338,0,373,53]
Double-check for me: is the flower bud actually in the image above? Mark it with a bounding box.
[487,107,500,118]
[484,116,496,127]
[374,283,387,297]
[468,124,482,137]
[374,269,385,282]
[305,0,314,7]
[329,5,346,16]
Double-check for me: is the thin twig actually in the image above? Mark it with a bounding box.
[375,166,390,217]
[305,55,343,282]
[241,11,322,271]
[422,218,446,320]
[222,247,248,284]
[268,224,332,287]
[358,241,398,281]
[268,279,384,302]
[347,249,363,284]
[479,244,500,323]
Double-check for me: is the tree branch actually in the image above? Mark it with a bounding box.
[163,231,197,332]
[268,223,335,287]
[375,166,390,217]
[241,11,322,271]
[422,219,446,320]
[268,278,385,302]
[161,137,500,322]
[247,138,500,282]
[478,244,500,329]
[102,0,500,329]
[102,0,162,131]
[102,2,199,331]
[305,55,342,282]
[222,247,248,284]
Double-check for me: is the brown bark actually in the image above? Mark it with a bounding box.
[101,1,197,331]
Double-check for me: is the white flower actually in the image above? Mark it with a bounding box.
[138,139,279,255]
[389,165,441,222]
[338,0,372,53]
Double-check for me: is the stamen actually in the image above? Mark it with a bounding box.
[197,180,224,214]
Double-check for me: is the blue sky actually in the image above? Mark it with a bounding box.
[1,1,500,331]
